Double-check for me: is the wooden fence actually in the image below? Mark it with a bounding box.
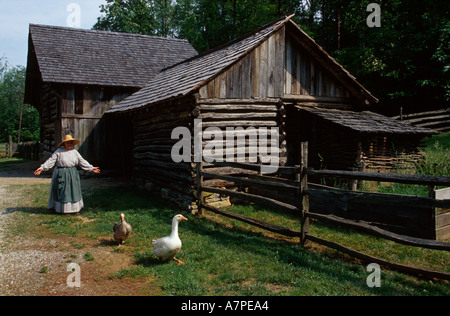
[392,108,450,134]
[195,143,450,281]
[0,138,39,160]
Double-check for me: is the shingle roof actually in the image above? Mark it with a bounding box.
[300,106,437,136]
[107,16,292,113]
[27,24,197,88]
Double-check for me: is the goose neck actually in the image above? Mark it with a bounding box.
[170,220,179,238]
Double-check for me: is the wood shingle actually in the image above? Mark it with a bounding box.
[299,106,436,136]
[27,24,197,88]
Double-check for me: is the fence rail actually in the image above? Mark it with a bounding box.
[195,142,450,281]
[392,108,450,133]
[0,138,39,160]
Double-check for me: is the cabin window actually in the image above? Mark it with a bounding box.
[65,86,84,114]
[74,86,84,114]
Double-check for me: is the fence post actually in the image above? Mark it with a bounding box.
[300,141,309,247]
[8,135,12,158]
[196,161,204,215]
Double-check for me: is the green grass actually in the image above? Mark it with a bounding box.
[373,132,450,196]
[19,184,446,296]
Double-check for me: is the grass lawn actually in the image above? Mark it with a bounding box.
[13,182,448,296]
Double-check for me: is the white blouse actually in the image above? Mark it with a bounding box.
[40,148,94,172]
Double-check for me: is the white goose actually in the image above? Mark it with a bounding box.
[152,214,188,265]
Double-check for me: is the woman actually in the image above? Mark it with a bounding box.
[34,134,101,214]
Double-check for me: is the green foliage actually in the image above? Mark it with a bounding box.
[94,0,157,35]
[375,132,450,196]
[94,0,296,52]
[0,57,39,143]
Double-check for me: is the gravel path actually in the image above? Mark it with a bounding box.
[0,184,64,295]
[0,161,152,296]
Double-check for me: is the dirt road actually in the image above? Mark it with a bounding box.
[0,161,156,296]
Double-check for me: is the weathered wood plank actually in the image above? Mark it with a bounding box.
[201,171,299,190]
[306,186,450,209]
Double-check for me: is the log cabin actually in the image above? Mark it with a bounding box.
[107,15,435,210]
[24,24,197,169]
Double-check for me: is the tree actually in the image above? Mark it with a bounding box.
[94,0,157,35]
[0,58,39,143]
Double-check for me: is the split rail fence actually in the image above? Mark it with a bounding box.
[392,108,450,133]
[195,142,450,281]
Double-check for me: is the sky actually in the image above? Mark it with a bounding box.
[0,0,106,67]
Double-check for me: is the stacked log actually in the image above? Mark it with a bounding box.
[132,95,197,211]
[40,84,59,157]
[131,96,287,212]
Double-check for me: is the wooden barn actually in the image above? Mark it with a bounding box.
[107,15,435,210]
[24,24,197,169]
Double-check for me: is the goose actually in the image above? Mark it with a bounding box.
[113,213,132,245]
[152,214,188,265]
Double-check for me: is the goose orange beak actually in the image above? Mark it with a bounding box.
[181,215,188,221]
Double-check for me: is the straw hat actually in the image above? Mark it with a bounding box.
[58,134,80,147]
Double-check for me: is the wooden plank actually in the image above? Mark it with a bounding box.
[267,33,275,97]
[201,171,299,191]
[305,186,450,209]
[198,104,278,112]
[259,39,268,98]
[207,160,298,176]
[202,120,278,128]
[436,187,450,200]
[283,94,351,103]
[198,112,278,120]
[435,187,450,240]
[251,44,260,98]
[197,98,280,105]
[300,142,309,246]
[285,39,292,95]
[241,54,252,99]
[274,27,285,98]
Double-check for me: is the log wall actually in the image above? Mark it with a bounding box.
[131,96,287,211]
[39,84,60,156]
[195,98,287,187]
[131,95,197,211]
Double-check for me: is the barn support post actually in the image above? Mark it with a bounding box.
[300,141,310,247]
